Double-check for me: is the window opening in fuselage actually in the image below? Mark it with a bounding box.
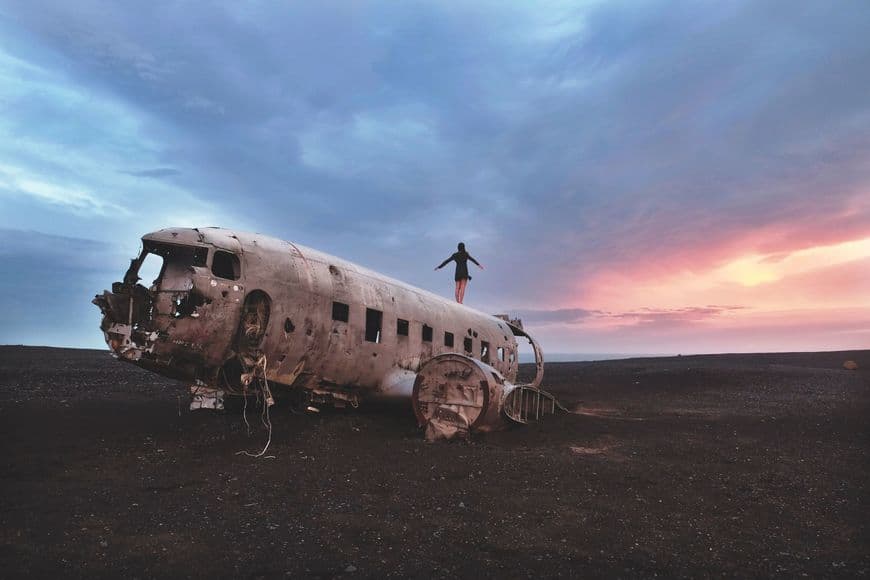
[422,324,433,342]
[481,341,490,363]
[137,252,164,288]
[397,318,409,336]
[332,301,349,322]
[137,242,206,288]
[464,337,473,354]
[365,308,383,343]
[192,247,207,267]
[212,250,240,280]
[444,332,454,348]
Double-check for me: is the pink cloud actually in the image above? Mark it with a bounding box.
[531,307,870,355]
[526,234,870,353]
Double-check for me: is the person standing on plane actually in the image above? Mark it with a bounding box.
[435,242,484,304]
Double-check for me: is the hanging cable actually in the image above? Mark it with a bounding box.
[236,354,274,459]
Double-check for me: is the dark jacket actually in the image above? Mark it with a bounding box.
[437,251,480,281]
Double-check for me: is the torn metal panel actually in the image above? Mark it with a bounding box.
[94,227,558,440]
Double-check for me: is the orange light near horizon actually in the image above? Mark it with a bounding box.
[718,257,779,287]
[715,237,870,288]
[580,235,870,314]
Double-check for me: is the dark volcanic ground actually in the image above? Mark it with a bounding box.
[1,346,868,579]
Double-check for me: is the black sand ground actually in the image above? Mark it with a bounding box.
[1,346,868,578]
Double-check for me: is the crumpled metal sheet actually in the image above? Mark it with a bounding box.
[423,407,470,441]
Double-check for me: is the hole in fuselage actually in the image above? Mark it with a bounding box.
[212,250,240,280]
[173,291,209,318]
[238,290,271,353]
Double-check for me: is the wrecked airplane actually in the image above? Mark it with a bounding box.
[94,227,558,440]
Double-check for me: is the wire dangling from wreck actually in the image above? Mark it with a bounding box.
[236,354,275,459]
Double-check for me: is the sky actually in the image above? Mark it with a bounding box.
[0,0,868,355]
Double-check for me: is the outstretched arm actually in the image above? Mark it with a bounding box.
[435,255,454,270]
[468,254,484,269]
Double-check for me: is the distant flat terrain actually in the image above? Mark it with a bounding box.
[1,346,868,578]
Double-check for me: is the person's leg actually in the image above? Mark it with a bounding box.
[458,279,467,303]
[454,280,461,302]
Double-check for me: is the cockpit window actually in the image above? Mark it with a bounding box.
[192,247,208,267]
[136,242,207,286]
[137,252,164,287]
[212,250,240,280]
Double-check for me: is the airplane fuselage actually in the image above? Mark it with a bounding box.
[94,227,549,437]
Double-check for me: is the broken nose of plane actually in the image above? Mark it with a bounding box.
[93,281,156,361]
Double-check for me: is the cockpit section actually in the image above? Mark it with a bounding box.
[93,234,245,383]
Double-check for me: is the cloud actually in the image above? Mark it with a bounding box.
[512,308,600,325]
[602,306,747,327]
[581,235,870,315]
[120,167,181,179]
[532,306,870,355]
[0,164,130,216]
[0,229,126,348]
[0,228,112,261]
[516,305,746,330]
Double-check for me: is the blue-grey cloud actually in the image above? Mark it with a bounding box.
[0,229,126,348]
[512,308,601,325]
[512,305,745,327]
[604,306,748,326]
[120,167,180,179]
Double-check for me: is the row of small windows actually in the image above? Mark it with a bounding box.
[331,300,512,363]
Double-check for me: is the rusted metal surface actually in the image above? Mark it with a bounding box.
[93,227,558,440]
[412,354,501,439]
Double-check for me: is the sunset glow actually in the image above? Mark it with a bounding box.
[717,237,870,288]
[584,236,870,311]
[521,234,870,353]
